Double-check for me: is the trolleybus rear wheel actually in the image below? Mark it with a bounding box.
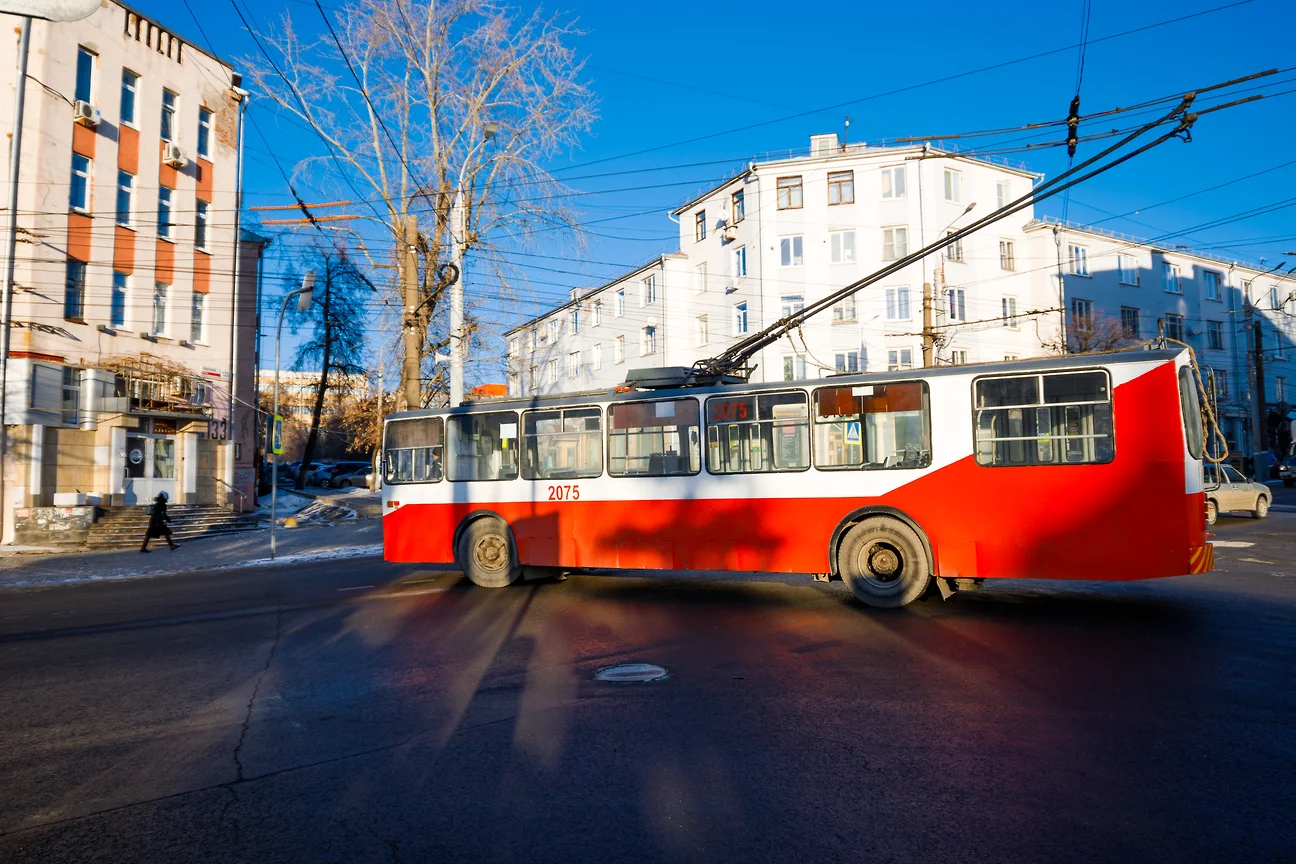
[837,517,931,609]
[457,518,522,589]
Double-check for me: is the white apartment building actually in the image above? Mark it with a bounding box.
[1024,220,1295,457]
[507,135,1052,394]
[0,3,261,538]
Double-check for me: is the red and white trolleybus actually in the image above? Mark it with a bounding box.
[381,349,1213,608]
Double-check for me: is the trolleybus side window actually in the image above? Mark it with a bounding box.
[974,370,1113,466]
[383,416,444,483]
[608,398,700,477]
[812,382,931,470]
[1177,366,1204,460]
[448,411,520,481]
[522,407,603,480]
[705,390,810,474]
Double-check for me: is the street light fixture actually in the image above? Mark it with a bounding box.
[269,270,315,560]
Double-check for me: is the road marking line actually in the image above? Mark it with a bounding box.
[1212,540,1255,548]
[337,585,374,592]
[1239,557,1276,564]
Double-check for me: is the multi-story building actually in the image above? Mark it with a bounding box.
[1025,220,1295,458]
[0,2,262,540]
[256,370,368,419]
[507,134,1052,394]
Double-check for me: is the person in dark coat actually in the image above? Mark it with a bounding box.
[140,491,179,552]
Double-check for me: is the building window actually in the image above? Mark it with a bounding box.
[999,239,1015,271]
[120,70,138,126]
[161,90,177,142]
[528,366,537,393]
[548,319,559,343]
[695,261,707,293]
[570,308,580,334]
[882,226,908,261]
[695,315,709,347]
[782,355,806,381]
[526,329,536,351]
[1121,306,1140,339]
[1269,285,1280,309]
[732,245,747,278]
[62,367,81,426]
[195,200,209,250]
[591,343,602,371]
[1118,254,1139,286]
[947,288,966,321]
[781,294,804,317]
[885,286,910,321]
[732,188,745,223]
[880,165,905,199]
[1207,320,1224,350]
[568,351,581,378]
[642,274,657,305]
[943,168,961,203]
[777,176,803,210]
[887,349,913,371]
[780,235,804,267]
[834,351,859,373]
[641,326,657,356]
[615,289,625,317]
[1203,270,1221,301]
[116,170,134,226]
[733,302,748,335]
[695,210,706,242]
[592,300,602,326]
[1069,244,1089,276]
[1277,376,1287,403]
[1002,296,1019,329]
[1164,312,1184,342]
[546,359,557,386]
[945,232,963,263]
[70,153,91,212]
[508,337,519,358]
[830,230,855,264]
[1163,262,1181,294]
[996,180,1010,209]
[190,290,206,343]
[152,282,168,336]
[157,186,173,239]
[64,259,86,321]
[197,108,212,158]
[111,271,128,328]
[951,350,969,365]
[615,335,625,364]
[75,46,95,104]
[1071,298,1094,331]
[832,295,857,322]
[827,170,854,205]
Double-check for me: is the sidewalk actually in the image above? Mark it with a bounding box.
[0,520,383,590]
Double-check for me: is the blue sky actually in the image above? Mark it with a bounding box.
[136,0,1295,367]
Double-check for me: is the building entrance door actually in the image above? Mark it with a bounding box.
[123,423,178,505]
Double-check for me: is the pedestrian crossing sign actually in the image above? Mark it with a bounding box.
[845,421,861,443]
[271,415,284,455]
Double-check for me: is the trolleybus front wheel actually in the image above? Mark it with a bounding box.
[837,517,931,609]
[457,518,522,589]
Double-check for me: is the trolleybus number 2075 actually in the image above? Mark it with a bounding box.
[380,350,1214,609]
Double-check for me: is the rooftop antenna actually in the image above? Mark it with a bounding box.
[843,116,851,150]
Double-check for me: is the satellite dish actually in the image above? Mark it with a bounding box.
[0,0,100,21]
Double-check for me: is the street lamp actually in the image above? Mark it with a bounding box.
[269,270,315,560]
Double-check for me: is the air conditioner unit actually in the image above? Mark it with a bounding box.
[724,281,739,294]
[721,226,738,243]
[163,142,187,168]
[73,100,100,127]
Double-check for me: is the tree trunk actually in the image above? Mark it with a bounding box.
[295,273,332,490]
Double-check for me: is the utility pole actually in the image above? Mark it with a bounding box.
[449,189,465,407]
[921,282,934,366]
[400,215,420,409]
[1253,316,1267,474]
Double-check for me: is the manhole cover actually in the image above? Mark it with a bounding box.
[594,663,669,683]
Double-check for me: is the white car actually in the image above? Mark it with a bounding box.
[1203,464,1272,525]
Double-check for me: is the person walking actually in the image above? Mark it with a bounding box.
[140,491,180,553]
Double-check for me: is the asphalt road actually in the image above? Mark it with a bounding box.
[1,487,1293,863]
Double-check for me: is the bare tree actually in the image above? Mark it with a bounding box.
[1045,311,1135,355]
[243,0,596,408]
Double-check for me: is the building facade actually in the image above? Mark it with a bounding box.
[0,2,260,539]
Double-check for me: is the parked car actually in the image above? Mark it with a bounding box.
[1280,443,1295,488]
[1203,463,1272,525]
[304,463,337,486]
[320,461,371,489]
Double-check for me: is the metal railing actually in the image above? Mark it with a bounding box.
[211,476,248,514]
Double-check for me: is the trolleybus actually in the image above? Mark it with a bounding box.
[380,349,1212,608]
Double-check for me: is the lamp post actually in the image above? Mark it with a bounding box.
[270,270,315,560]
[923,202,977,366]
